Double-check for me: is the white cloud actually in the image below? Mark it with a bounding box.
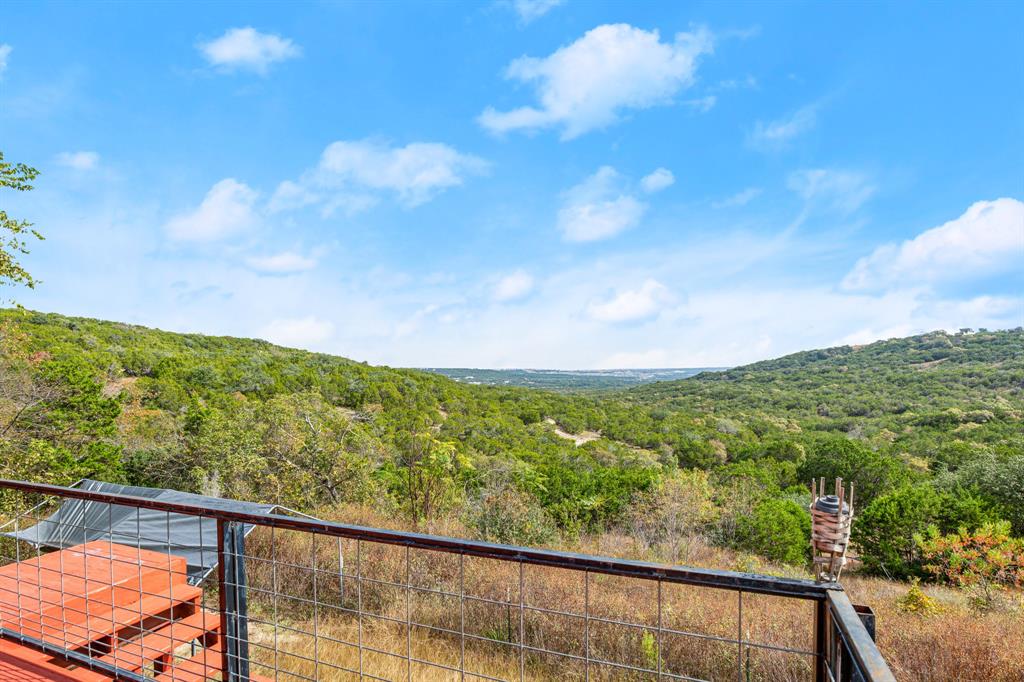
[479,23,714,140]
[20,170,1023,370]
[843,198,1024,291]
[558,166,647,242]
[510,0,563,24]
[0,44,11,74]
[587,279,673,323]
[640,168,675,194]
[318,140,487,206]
[267,180,320,213]
[493,270,534,302]
[787,169,875,215]
[260,316,334,348]
[55,151,100,170]
[165,178,260,242]
[394,304,442,338]
[198,27,300,74]
[749,104,817,149]
[245,250,318,274]
[712,187,762,208]
[280,139,488,214]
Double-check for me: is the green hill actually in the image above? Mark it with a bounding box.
[628,328,1024,434]
[1,310,1021,579]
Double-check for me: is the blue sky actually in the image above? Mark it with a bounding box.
[2,0,1022,368]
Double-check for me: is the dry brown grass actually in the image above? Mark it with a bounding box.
[843,576,1024,682]
[231,505,1023,681]
[240,509,820,681]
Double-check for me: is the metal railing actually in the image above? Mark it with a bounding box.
[0,479,896,681]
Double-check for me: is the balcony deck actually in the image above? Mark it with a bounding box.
[0,541,255,681]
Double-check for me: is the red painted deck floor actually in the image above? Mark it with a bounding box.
[0,542,228,681]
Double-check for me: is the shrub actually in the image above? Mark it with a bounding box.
[467,488,558,546]
[856,484,942,578]
[734,498,810,566]
[918,522,1023,590]
[626,470,717,562]
[895,578,940,615]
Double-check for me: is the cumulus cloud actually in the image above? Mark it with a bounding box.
[198,27,300,74]
[640,168,675,193]
[558,166,647,242]
[479,23,713,140]
[712,187,762,208]
[749,103,817,149]
[587,279,673,322]
[0,44,11,74]
[259,316,334,348]
[317,140,487,206]
[55,151,100,170]
[277,139,488,216]
[787,169,875,215]
[245,250,318,274]
[165,178,260,242]
[509,0,563,24]
[493,270,534,302]
[842,198,1024,291]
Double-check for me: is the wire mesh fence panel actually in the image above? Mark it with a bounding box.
[0,479,895,682]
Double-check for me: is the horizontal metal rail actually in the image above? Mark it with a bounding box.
[0,478,831,600]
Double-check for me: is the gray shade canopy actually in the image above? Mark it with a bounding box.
[2,479,278,584]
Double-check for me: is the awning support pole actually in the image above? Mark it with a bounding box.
[218,519,251,681]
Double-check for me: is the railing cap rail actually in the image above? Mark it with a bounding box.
[0,478,834,599]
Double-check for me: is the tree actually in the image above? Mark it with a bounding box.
[1,152,43,301]
[627,469,718,563]
[799,435,907,505]
[393,431,471,521]
[0,353,123,494]
[735,498,810,565]
[855,484,941,578]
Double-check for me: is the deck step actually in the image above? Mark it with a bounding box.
[3,584,203,650]
[98,609,219,673]
[0,638,111,682]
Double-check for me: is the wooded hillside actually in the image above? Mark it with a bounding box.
[1,309,1021,585]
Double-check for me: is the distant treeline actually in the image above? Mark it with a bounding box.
[421,367,725,390]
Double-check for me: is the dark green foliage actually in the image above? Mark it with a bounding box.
[1,310,1021,576]
[856,485,942,578]
[798,436,909,505]
[735,498,811,565]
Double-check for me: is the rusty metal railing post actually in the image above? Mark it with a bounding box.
[814,595,828,681]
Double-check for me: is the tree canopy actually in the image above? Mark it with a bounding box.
[1,309,1020,581]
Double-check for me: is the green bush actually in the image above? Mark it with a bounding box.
[735,498,810,566]
[856,484,941,578]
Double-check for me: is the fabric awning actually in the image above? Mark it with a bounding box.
[2,479,278,584]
